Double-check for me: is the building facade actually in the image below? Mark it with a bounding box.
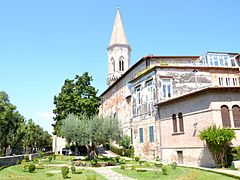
[99,8,240,166]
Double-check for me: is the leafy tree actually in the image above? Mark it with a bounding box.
[53,72,100,135]
[0,91,25,155]
[199,125,236,167]
[119,135,131,149]
[61,114,122,159]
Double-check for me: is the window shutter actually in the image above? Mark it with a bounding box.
[172,114,177,132]
[233,105,240,127]
[221,105,231,127]
[178,113,184,132]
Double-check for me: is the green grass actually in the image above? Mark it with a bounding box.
[113,166,238,180]
[0,165,106,180]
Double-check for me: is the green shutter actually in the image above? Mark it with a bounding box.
[139,128,143,143]
[149,126,154,142]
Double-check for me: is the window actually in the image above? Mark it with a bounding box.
[221,105,231,127]
[149,126,154,142]
[162,79,172,98]
[177,151,183,164]
[226,78,230,86]
[119,56,124,71]
[178,113,184,132]
[146,80,154,114]
[139,128,143,143]
[231,58,236,67]
[218,77,224,86]
[130,129,133,144]
[233,105,240,128]
[172,114,177,133]
[135,86,141,116]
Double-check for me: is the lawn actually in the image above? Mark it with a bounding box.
[0,165,106,180]
[113,166,238,180]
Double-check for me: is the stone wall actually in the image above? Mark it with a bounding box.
[0,154,38,167]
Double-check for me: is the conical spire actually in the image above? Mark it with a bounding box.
[109,7,129,47]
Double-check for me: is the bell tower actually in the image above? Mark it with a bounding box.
[107,7,131,86]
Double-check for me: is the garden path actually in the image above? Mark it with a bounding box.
[88,166,135,180]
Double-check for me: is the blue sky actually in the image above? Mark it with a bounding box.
[0,0,239,133]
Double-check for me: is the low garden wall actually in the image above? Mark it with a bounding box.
[0,152,53,167]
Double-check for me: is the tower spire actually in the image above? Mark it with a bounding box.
[107,7,131,86]
[109,7,129,48]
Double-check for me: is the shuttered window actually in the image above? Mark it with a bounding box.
[233,105,240,128]
[221,105,231,127]
[139,128,143,143]
[172,114,177,133]
[149,126,154,142]
[178,113,184,132]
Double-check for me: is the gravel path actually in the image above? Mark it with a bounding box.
[88,166,135,180]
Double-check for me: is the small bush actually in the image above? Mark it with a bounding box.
[170,161,177,170]
[24,155,29,162]
[38,151,44,159]
[135,157,140,162]
[131,165,136,170]
[144,162,151,167]
[154,162,163,167]
[109,144,123,156]
[21,159,29,172]
[139,160,145,166]
[71,166,76,174]
[115,156,120,163]
[137,169,147,172]
[28,164,36,173]
[162,165,170,175]
[48,156,52,163]
[46,173,54,177]
[33,158,39,164]
[229,165,236,170]
[53,154,56,160]
[124,146,134,157]
[120,164,125,170]
[61,166,69,179]
[87,174,97,180]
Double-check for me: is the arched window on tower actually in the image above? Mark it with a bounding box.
[178,113,184,132]
[232,105,240,127]
[111,58,115,72]
[221,105,231,127]
[119,56,125,71]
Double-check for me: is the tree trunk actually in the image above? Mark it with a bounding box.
[86,144,96,160]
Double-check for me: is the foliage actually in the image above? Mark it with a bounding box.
[53,154,56,160]
[115,156,120,163]
[109,144,134,157]
[61,166,69,179]
[0,91,25,155]
[28,164,35,173]
[71,166,76,174]
[24,155,29,162]
[53,72,100,135]
[120,164,125,170]
[119,135,131,149]
[61,114,122,159]
[48,156,52,163]
[38,151,44,158]
[131,165,136,170]
[124,146,134,157]
[199,125,236,167]
[21,159,28,172]
[46,173,54,177]
[134,157,140,162]
[33,158,39,164]
[162,165,170,175]
[170,162,177,170]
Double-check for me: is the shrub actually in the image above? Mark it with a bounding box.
[24,155,29,162]
[46,173,54,177]
[109,144,123,155]
[131,165,136,170]
[120,164,125,170]
[154,162,163,167]
[87,174,96,180]
[162,165,170,175]
[199,125,236,167]
[38,150,44,159]
[144,162,151,167]
[48,156,52,163]
[28,164,36,173]
[115,156,120,163]
[134,156,140,162]
[33,158,39,164]
[119,135,131,149]
[170,161,177,170]
[61,166,69,179]
[16,160,20,165]
[137,169,147,172]
[53,154,56,160]
[139,160,145,166]
[124,147,134,157]
[108,159,117,166]
[71,166,76,174]
[21,159,29,172]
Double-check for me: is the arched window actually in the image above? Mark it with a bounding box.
[172,114,177,133]
[119,56,125,71]
[233,105,240,127]
[111,58,115,72]
[221,105,231,127]
[178,112,184,132]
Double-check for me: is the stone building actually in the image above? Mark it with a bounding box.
[99,8,240,166]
